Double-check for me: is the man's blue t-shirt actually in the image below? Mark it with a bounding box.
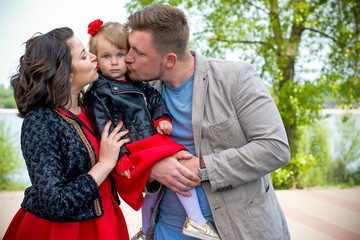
[154,75,215,239]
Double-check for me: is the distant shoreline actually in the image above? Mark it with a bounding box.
[0,108,18,114]
[321,108,360,115]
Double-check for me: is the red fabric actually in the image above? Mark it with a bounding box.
[115,154,134,174]
[3,106,129,240]
[112,134,186,211]
[153,116,172,129]
[115,114,172,175]
[3,179,129,240]
[115,115,172,174]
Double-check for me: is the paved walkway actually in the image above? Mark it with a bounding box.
[276,187,360,240]
[1,187,360,239]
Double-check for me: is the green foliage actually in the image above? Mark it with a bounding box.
[321,0,360,107]
[125,0,359,91]
[352,165,360,185]
[273,116,360,189]
[272,153,317,189]
[124,0,359,142]
[271,166,292,189]
[328,115,360,184]
[0,85,16,108]
[0,120,25,190]
[272,119,330,189]
[125,0,360,188]
[297,119,332,187]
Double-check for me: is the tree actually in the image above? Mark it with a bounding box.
[0,84,16,108]
[296,119,331,188]
[125,0,360,187]
[329,115,360,184]
[0,120,24,190]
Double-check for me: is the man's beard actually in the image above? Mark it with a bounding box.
[127,64,164,83]
[128,72,153,83]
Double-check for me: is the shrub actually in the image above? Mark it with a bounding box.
[0,120,25,190]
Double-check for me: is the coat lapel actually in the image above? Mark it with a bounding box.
[191,51,209,156]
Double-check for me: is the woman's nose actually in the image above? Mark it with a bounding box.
[90,52,97,62]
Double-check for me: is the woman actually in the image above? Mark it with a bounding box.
[3,27,130,240]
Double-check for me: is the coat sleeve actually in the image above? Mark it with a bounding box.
[202,62,290,192]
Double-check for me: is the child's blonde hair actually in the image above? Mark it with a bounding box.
[88,22,129,56]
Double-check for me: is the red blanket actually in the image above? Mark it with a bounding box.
[111,134,186,210]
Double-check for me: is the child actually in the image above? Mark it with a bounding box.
[84,19,220,240]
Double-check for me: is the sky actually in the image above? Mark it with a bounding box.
[0,0,129,88]
[0,0,324,89]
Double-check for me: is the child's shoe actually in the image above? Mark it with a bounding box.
[182,217,220,240]
[131,228,145,240]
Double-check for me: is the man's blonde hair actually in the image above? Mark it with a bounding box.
[126,4,189,59]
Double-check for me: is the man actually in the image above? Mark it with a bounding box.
[125,4,291,240]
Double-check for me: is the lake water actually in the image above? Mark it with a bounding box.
[1,109,360,185]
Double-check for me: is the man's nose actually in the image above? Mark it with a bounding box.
[125,50,134,63]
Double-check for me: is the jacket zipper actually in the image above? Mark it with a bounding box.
[114,91,151,118]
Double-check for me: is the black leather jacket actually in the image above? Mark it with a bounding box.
[84,73,171,157]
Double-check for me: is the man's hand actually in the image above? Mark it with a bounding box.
[149,150,201,196]
[178,155,200,176]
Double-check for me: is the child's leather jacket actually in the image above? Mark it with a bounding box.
[84,73,171,157]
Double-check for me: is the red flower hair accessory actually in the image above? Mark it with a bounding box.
[88,19,103,37]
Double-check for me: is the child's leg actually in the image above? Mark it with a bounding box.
[176,188,206,226]
[142,193,159,233]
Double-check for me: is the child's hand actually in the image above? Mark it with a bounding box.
[115,154,134,177]
[120,169,131,179]
[156,120,172,135]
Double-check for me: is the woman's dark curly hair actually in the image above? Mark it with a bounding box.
[11,27,74,118]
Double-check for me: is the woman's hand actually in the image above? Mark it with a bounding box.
[99,120,129,169]
[89,120,130,186]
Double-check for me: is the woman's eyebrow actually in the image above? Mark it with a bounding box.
[79,48,85,57]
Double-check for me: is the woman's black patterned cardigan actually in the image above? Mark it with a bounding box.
[20,107,120,222]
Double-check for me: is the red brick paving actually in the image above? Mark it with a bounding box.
[276,187,360,240]
[2,187,360,239]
